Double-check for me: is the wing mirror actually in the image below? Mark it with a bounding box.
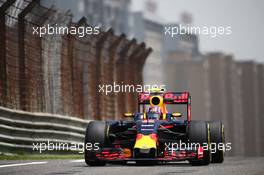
[124,112,134,118]
[172,112,182,118]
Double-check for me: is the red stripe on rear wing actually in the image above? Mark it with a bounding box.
[138,92,190,104]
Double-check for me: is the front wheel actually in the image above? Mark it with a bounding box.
[209,121,225,163]
[84,121,108,166]
[188,121,211,166]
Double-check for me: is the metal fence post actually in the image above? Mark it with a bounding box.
[94,30,111,120]
[108,34,125,119]
[18,0,39,111]
[127,43,146,112]
[0,0,16,107]
[115,39,135,117]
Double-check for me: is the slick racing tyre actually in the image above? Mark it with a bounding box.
[84,121,108,166]
[188,121,211,166]
[209,121,225,163]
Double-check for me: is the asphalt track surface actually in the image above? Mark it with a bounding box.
[0,157,263,175]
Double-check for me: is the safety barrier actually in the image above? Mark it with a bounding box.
[0,106,89,153]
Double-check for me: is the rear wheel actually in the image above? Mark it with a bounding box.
[84,121,108,166]
[188,121,211,166]
[209,121,225,163]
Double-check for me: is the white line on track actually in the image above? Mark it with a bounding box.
[0,161,47,168]
[71,159,84,163]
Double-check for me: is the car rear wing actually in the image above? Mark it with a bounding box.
[138,92,190,104]
[138,92,192,121]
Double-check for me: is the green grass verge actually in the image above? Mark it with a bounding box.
[0,154,83,160]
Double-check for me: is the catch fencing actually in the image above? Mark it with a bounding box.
[0,0,152,120]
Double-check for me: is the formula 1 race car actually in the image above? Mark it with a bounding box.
[84,89,225,166]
